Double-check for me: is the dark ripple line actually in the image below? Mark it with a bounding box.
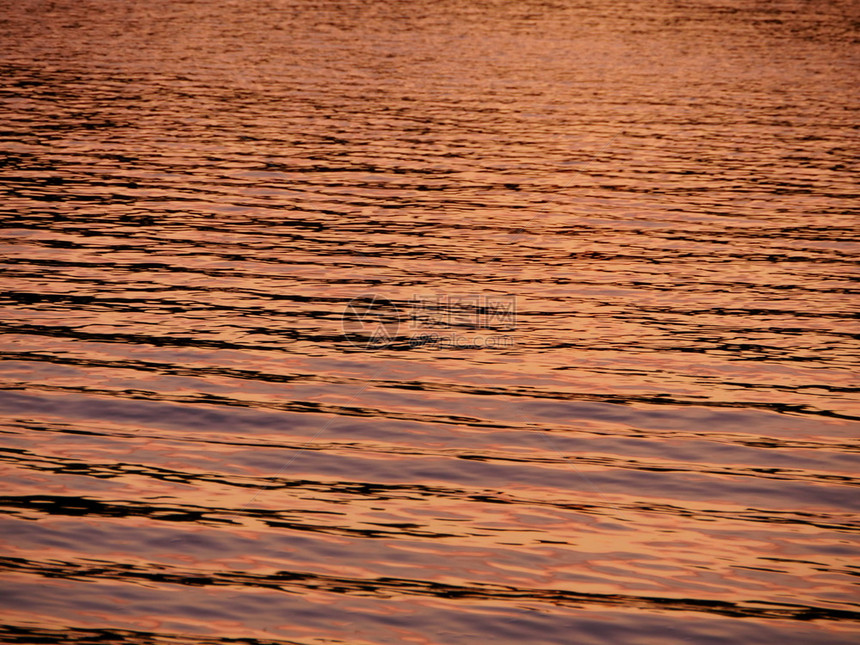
[4,350,860,397]
[0,495,458,540]
[3,255,857,297]
[0,624,307,645]
[3,421,856,489]
[2,556,857,622]
[2,218,857,266]
[8,413,859,463]
[2,450,856,534]
[1,347,855,421]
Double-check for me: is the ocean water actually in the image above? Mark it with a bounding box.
[0,1,858,643]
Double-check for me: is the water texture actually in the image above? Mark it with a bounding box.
[0,1,858,643]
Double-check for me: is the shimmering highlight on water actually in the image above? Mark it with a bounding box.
[0,1,858,644]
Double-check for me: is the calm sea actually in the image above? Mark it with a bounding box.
[1,1,858,643]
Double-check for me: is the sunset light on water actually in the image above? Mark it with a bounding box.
[0,1,858,643]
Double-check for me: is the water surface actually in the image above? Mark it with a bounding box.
[1,1,859,643]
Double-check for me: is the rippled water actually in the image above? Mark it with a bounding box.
[1,1,859,643]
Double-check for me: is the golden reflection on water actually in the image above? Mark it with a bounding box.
[0,0,859,644]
